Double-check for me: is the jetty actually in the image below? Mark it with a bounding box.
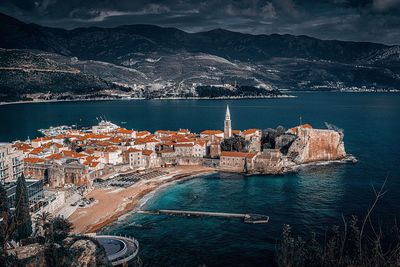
[137,209,269,224]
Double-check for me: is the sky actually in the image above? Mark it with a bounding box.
[1,0,400,45]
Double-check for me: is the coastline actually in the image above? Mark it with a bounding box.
[68,156,355,234]
[0,94,296,106]
[68,166,216,234]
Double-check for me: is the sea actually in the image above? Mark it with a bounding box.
[1,92,400,266]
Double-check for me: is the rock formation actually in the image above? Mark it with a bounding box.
[287,128,346,164]
[7,237,111,267]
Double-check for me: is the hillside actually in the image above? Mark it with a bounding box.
[0,12,399,102]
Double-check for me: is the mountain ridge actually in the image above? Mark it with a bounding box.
[0,11,399,102]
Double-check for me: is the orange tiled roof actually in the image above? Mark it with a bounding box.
[24,157,46,164]
[85,133,110,139]
[242,129,260,135]
[62,150,85,158]
[29,147,45,155]
[142,149,154,156]
[201,130,223,135]
[137,131,151,137]
[31,136,52,142]
[45,153,64,160]
[116,128,135,134]
[126,148,141,153]
[83,161,100,167]
[195,140,206,146]
[103,146,119,152]
[13,142,33,152]
[288,123,313,134]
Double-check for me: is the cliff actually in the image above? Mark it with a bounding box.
[287,128,346,164]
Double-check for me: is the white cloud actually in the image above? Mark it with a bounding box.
[261,2,277,19]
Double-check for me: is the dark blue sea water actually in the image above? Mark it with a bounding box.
[1,92,400,266]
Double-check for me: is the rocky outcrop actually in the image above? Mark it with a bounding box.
[287,128,346,164]
[275,134,297,153]
[64,237,110,267]
[7,237,111,267]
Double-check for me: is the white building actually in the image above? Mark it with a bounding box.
[92,120,119,134]
[0,143,24,183]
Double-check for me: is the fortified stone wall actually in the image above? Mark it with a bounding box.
[253,149,285,174]
[287,128,346,164]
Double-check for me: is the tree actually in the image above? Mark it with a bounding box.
[48,216,73,243]
[14,174,32,241]
[221,136,250,152]
[0,183,16,250]
[0,183,8,247]
[34,211,52,237]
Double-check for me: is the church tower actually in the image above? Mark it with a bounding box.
[224,105,232,139]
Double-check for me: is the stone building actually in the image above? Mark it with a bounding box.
[24,158,90,188]
[209,139,222,158]
[0,143,24,183]
[126,148,143,169]
[219,151,258,172]
[142,150,158,168]
[253,149,285,174]
[242,129,262,152]
[174,143,194,157]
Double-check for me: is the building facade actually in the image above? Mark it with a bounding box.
[0,143,24,183]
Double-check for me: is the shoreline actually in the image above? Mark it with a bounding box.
[68,166,216,234]
[0,95,295,106]
[68,156,355,234]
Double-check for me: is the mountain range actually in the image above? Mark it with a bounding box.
[0,12,399,102]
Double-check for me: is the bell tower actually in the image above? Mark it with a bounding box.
[224,105,232,139]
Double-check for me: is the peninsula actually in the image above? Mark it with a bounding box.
[1,106,352,233]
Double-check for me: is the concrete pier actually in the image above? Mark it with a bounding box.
[137,209,269,224]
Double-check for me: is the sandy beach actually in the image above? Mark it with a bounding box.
[68,166,215,234]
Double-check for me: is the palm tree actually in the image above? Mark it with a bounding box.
[34,211,52,237]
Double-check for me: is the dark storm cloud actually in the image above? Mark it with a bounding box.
[0,0,400,44]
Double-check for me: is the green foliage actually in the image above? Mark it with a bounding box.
[44,242,73,267]
[276,179,400,267]
[0,183,8,246]
[14,174,32,241]
[0,250,19,267]
[196,85,282,98]
[34,211,52,238]
[49,216,73,244]
[220,136,250,152]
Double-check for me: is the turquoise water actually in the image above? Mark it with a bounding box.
[1,92,400,266]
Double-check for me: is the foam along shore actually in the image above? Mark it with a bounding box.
[68,166,215,234]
